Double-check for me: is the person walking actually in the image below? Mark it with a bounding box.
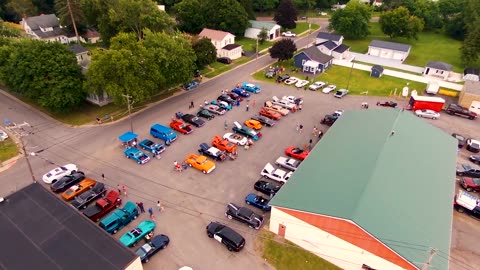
[312,127,318,137]
[148,207,154,219]
[138,202,145,213]
[157,201,164,212]
[309,139,313,150]
[299,124,303,133]
[117,184,122,194]
[189,101,194,109]
[122,185,128,197]
[101,173,105,181]
[246,104,249,111]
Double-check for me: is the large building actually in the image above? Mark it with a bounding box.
[269,109,456,270]
[0,183,141,270]
[458,80,480,114]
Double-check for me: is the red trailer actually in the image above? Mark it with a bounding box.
[408,95,445,112]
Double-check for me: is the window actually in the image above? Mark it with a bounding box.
[310,67,315,72]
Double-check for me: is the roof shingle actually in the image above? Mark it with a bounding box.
[369,40,411,52]
[199,28,233,41]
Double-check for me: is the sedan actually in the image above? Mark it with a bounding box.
[50,171,86,193]
[469,155,480,164]
[460,177,480,192]
[251,115,276,127]
[217,57,232,64]
[254,179,281,196]
[309,81,326,90]
[244,119,262,130]
[223,133,248,146]
[452,133,466,148]
[456,163,480,177]
[322,84,337,93]
[225,203,264,230]
[284,77,299,85]
[466,138,480,153]
[276,74,290,83]
[285,146,310,161]
[295,80,309,88]
[119,220,157,247]
[197,109,215,120]
[334,89,349,98]
[259,108,282,120]
[60,178,96,201]
[217,94,236,105]
[245,194,271,211]
[231,88,250,98]
[42,164,78,184]
[183,80,199,91]
[135,234,169,263]
[70,182,107,209]
[281,31,296,37]
[181,114,205,127]
[169,120,193,135]
[376,101,398,108]
[415,109,440,120]
[202,104,226,115]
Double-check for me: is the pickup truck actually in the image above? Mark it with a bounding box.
[83,190,122,222]
[124,147,150,164]
[454,190,480,220]
[99,201,139,234]
[272,96,297,110]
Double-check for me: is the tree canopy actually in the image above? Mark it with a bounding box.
[192,37,217,69]
[411,0,442,30]
[269,38,296,61]
[274,0,298,29]
[379,6,424,39]
[329,0,372,39]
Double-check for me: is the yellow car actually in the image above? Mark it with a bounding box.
[185,154,216,174]
[61,178,97,201]
[244,119,262,130]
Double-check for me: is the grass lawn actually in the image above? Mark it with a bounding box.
[0,138,18,162]
[236,37,273,53]
[344,23,467,72]
[289,22,321,35]
[203,61,233,78]
[258,231,341,270]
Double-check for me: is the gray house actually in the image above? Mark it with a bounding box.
[315,32,350,60]
[20,14,68,43]
[293,46,334,74]
[424,61,452,80]
[316,32,343,45]
[367,40,411,61]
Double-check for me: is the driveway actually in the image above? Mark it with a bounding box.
[348,52,425,73]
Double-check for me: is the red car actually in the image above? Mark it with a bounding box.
[460,177,480,192]
[259,108,282,120]
[169,120,193,134]
[285,146,310,160]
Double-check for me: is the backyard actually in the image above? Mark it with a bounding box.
[0,138,18,162]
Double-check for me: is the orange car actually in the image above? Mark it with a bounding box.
[259,108,282,120]
[244,119,262,130]
[212,135,238,153]
[61,178,97,201]
[185,153,216,174]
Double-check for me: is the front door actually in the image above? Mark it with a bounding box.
[278,224,286,237]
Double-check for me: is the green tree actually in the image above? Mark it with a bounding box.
[274,0,298,29]
[329,0,372,39]
[238,0,256,20]
[0,39,84,112]
[257,27,268,44]
[173,0,205,33]
[438,0,462,20]
[192,37,217,68]
[461,23,480,65]
[6,0,38,18]
[268,38,296,61]
[55,0,85,41]
[252,0,279,12]
[379,7,424,39]
[0,20,23,37]
[412,0,442,30]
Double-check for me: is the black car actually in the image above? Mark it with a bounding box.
[135,234,170,263]
[456,164,480,177]
[254,179,281,196]
[276,74,290,83]
[446,104,477,120]
[225,203,264,230]
[50,171,85,193]
[225,92,242,101]
[320,114,339,126]
[376,101,398,108]
[181,114,205,127]
[251,115,276,127]
[466,138,480,153]
[197,109,215,120]
[217,57,232,64]
[71,182,107,209]
[217,94,235,105]
[470,155,480,164]
[452,133,466,148]
[206,222,245,252]
[198,143,227,161]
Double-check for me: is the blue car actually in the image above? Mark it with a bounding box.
[241,82,261,93]
[124,148,150,164]
[139,139,166,154]
[183,80,199,90]
[210,100,232,110]
[231,87,251,98]
[245,193,271,211]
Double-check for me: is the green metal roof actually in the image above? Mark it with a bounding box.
[270,109,456,270]
[248,20,279,31]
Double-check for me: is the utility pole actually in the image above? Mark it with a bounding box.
[346,57,355,90]
[421,248,437,270]
[256,38,259,60]
[122,94,134,132]
[20,136,36,183]
[66,0,80,44]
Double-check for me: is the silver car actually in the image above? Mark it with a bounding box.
[415,109,440,119]
[334,89,349,98]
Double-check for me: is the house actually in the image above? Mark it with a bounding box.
[370,65,384,78]
[65,31,85,43]
[459,80,480,114]
[0,183,140,270]
[269,109,456,270]
[316,32,343,45]
[69,44,90,65]
[424,61,452,80]
[367,40,411,61]
[20,14,68,43]
[83,29,101,44]
[244,20,281,40]
[198,28,242,60]
[293,46,334,74]
[463,67,479,81]
[315,32,350,60]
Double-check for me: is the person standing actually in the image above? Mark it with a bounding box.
[138,202,145,213]
[246,104,249,111]
[190,101,194,109]
[148,207,154,219]
[157,201,164,212]
[122,185,128,197]
[299,124,303,133]
[117,184,122,194]
[101,173,105,181]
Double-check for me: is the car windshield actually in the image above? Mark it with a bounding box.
[135,247,147,257]
[192,117,199,121]
[131,228,143,237]
[473,143,480,148]
[472,178,480,185]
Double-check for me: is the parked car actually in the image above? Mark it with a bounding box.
[217,94,236,105]
[445,104,477,120]
[244,119,262,130]
[275,156,301,171]
[452,133,466,148]
[139,139,167,153]
[50,171,86,193]
[295,80,309,88]
[284,77,299,85]
[197,109,216,120]
[211,100,232,110]
[71,182,107,209]
[265,69,276,78]
[241,82,261,93]
[232,121,260,141]
[456,163,480,177]
[83,190,122,222]
[415,109,440,119]
[61,178,97,201]
[470,155,480,164]
[321,114,339,126]
[119,220,157,247]
[0,128,8,141]
[322,84,337,93]
[99,201,139,234]
[217,57,232,64]
[251,115,276,127]
[184,153,216,174]
[135,234,170,263]
[231,88,251,98]
[183,80,199,90]
[334,89,349,98]
[212,135,238,153]
[198,143,227,161]
[254,179,281,196]
[206,222,245,252]
[245,194,271,211]
[225,92,243,102]
[42,164,78,184]
[260,163,292,184]
[169,120,193,135]
[460,177,480,192]
[285,146,309,160]
[466,138,480,153]
[454,190,480,219]
[309,81,326,90]
[259,108,282,120]
[271,96,297,110]
[282,95,303,105]
[276,74,290,83]
[376,101,398,108]
[181,114,205,127]
[225,203,264,229]
[223,133,248,146]
[202,104,226,115]
[264,101,289,115]
[124,148,151,164]
[281,31,296,37]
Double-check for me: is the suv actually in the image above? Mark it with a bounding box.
[206,222,245,251]
[225,203,264,229]
[456,164,480,177]
[445,104,477,120]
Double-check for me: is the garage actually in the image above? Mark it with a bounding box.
[459,81,480,112]
[393,52,404,60]
[367,40,412,62]
[369,48,379,56]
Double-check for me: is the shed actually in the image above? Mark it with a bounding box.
[370,65,384,78]
[244,20,281,40]
[424,61,452,80]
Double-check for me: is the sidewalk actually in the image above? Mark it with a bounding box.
[349,52,424,73]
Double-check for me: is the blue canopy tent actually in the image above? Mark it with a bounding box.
[118,131,138,143]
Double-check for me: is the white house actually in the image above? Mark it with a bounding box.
[367,40,411,62]
[20,14,68,43]
[315,32,350,60]
[244,20,281,40]
[198,28,242,60]
[69,44,90,66]
[424,61,453,80]
[83,29,101,44]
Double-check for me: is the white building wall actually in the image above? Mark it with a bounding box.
[124,257,143,270]
[269,208,411,270]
